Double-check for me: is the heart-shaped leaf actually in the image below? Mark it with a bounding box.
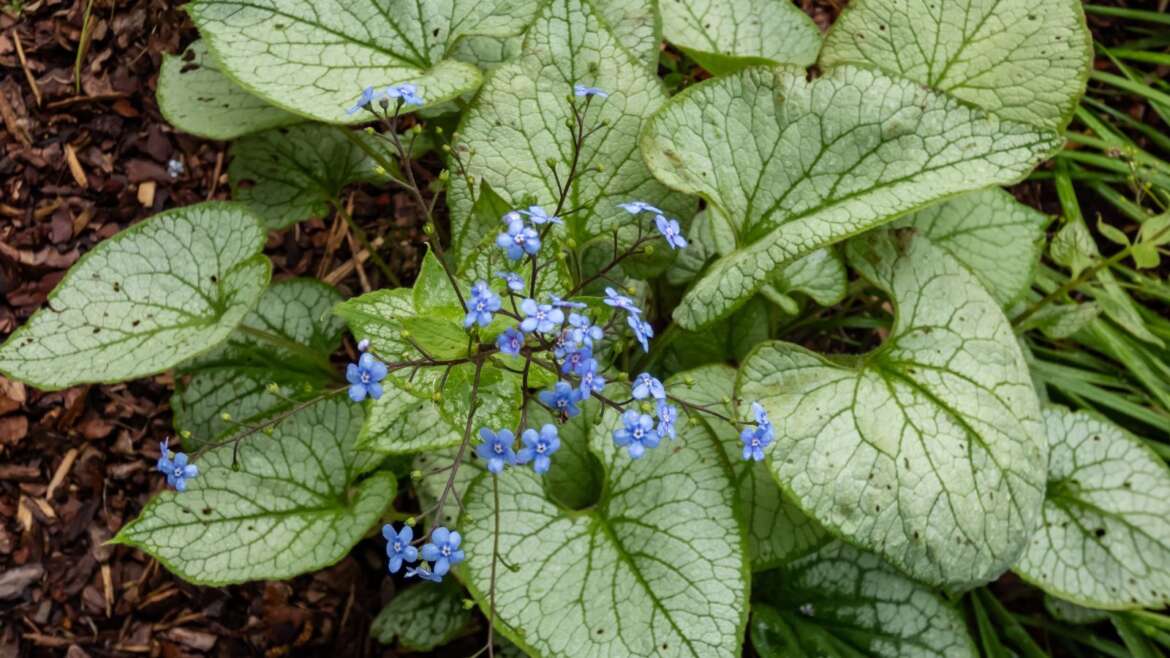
[751,542,977,657]
[460,395,748,657]
[188,0,544,123]
[738,230,1046,588]
[371,580,474,650]
[0,202,270,390]
[661,0,822,73]
[894,188,1047,307]
[642,65,1063,329]
[158,40,299,140]
[1014,407,1170,610]
[113,398,393,585]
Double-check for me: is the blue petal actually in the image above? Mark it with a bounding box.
[349,384,367,402]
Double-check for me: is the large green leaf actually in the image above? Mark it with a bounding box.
[449,0,694,260]
[671,365,828,570]
[894,188,1047,308]
[158,41,299,140]
[1014,407,1170,610]
[660,0,822,73]
[460,398,748,657]
[0,202,270,390]
[751,542,977,658]
[228,124,393,229]
[820,0,1092,130]
[172,278,343,449]
[738,230,1046,589]
[187,0,544,124]
[371,580,473,650]
[113,398,392,585]
[642,65,1062,329]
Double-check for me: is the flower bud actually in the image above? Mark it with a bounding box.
[357,338,371,352]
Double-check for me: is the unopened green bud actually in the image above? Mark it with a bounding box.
[438,169,450,181]
[220,412,232,422]
[402,329,412,338]
[594,163,605,172]
[545,157,558,170]
[424,223,436,235]
[435,126,445,135]
[442,144,452,153]
[262,426,276,436]
[465,175,476,186]
[644,245,655,256]
[684,375,696,386]
[364,126,376,135]
[450,131,460,141]
[266,382,280,394]
[373,165,387,176]
[406,516,417,527]
[411,123,423,134]
[180,430,192,439]
[566,238,578,249]
[432,391,443,402]
[410,469,423,481]
[463,599,476,610]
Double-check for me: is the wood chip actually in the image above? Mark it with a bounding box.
[12,33,41,107]
[64,145,89,189]
[136,181,155,207]
[0,84,31,146]
[45,448,78,500]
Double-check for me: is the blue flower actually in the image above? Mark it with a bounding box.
[604,287,641,315]
[561,346,594,376]
[549,294,587,309]
[657,401,679,440]
[517,424,560,475]
[157,440,198,491]
[357,338,370,352]
[519,298,564,334]
[464,281,501,328]
[741,402,774,461]
[568,313,604,347]
[497,327,525,356]
[617,200,663,215]
[613,410,661,459]
[406,564,443,583]
[539,381,583,419]
[382,524,419,574]
[347,352,388,401]
[574,84,609,98]
[632,372,665,400]
[476,428,517,474]
[496,271,526,293]
[655,214,688,249]
[518,205,563,225]
[386,82,424,106]
[346,86,378,115]
[627,315,654,352]
[497,219,541,260]
[421,527,465,577]
[578,365,606,396]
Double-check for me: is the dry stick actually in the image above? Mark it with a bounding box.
[330,200,402,287]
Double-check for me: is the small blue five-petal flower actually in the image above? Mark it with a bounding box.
[549,294,587,309]
[655,214,688,249]
[496,271,526,293]
[497,219,541,260]
[539,381,583,419]
[578,365,606,396]
[632,372,666,400]
[346,86,378,115]
[603,287,641,315]
[657,401,679,440]
[347,352,388,402]
[157,439,198,491]
[382,524,419,574]
[421,527,465,577]
[464,281,502,328]
[740,402,775,461]
[617,200,663,216]
[613,410,661,459]
[519,298,564,334]
[568,313,604,347]
[406,564,443,583]
[476,428,517,474]
[561,345,594,376]
[386,82,424,106]
[574,84,609,98]
[518,205,563,225]
[627,315,654,352]
[497,327,525,356]
[517,424,561,475]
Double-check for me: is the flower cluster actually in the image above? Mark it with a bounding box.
[346,83,424,115]
[383,523,465,582]
[156,439,198,491]
[740,403,774,461]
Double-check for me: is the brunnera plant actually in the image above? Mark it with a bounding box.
[3,0,1169,656]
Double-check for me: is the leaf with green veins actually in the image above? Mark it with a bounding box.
[334,288,425,388]
[820,0,1092,130]
[1018,302,1101,340]
[738,230,1046,589]
[528,398,605,510]
[670,365,828,570]
[173,278,344,449]
[660,0,822,74]
[187,0,544,124]
[371,581,474,650]
[402,313,470,360]
[893,188,1047,308]
[415,448,484,529]
[452,181,513,272]
[461,402,747,658]
[1050,219,1097,278]
[413,249,465,314]
[752,542,978,658]
[450,34,524,73]
[770,248,847,309]
[358,392,460,454]
[592,0,661,69]
[1043,595,1108,626]
[449,0,695,255]
[438,363,521,438]
[228,124,398,230]
[158,41,299,140]
[113,398,393,585]
[0,202,270,390]
[1014,407,1170,610]
[642,65,1063,329]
